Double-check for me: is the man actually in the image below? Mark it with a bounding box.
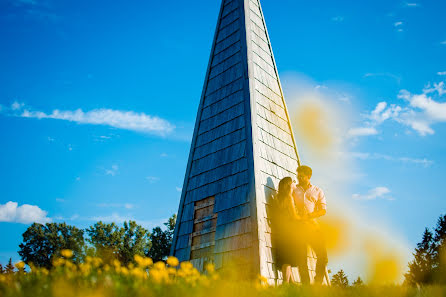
[292,165,328,285]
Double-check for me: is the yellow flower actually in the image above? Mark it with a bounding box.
[180,261,193,271]
[154,261,166,270]
[144,258,153,267]
[167,267,177,275]
[135,255,153,268]
[15,261,25,270]
[53,258,65,267]
[113,259,121,269]
[61,249,73,258]
[166,256,179,267]
[120,267,129,275]
[91,257,102,268]
[258,275,268,283]
[205,263,215,273]
[134,254,143,265]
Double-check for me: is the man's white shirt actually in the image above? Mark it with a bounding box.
[292,183,327,216]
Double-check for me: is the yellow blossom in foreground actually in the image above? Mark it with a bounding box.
[167,256,179,267]
[15,261,25,270]
[180,261,193,271]
[205,263,215,273]
[154,261,166,270]
[61,249,73,258]
[134,255,153,268]
[53,258,65,267]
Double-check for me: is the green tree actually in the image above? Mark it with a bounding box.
[5,258,15,274]
[331,269,349,287]
[405,228,435,285]
[352,276,364,286]
[86,221,151,266]
[432,214,446,284]
[18,223,85,269]
[0,263,4,274]
[147,215,176,262]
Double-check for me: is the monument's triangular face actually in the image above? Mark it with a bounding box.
[171,0,312,283]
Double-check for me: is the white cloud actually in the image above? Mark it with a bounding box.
[97,203,134,209]
[352,187,392,200]
[423,81,446,96]
[105,165,119,176]
[404,2,420,7]
[441,41,446,45]
[18,106,174,136]
[364,72,401,84]
[346,152,434,167]
[352,79,446,136]
[176,187,182,192]
[11,101,24,110]
[89,213,165,229]
[369,102,402,124]
[331,16,344,22]
[394,21,403,27]
[0,201,51,224]
[347,127,378,137]
[146,176,160,183]
[438,71,446,76]
[160,153,168,157]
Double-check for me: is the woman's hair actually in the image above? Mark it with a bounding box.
[276,177,293,205]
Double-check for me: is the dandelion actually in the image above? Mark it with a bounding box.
[53,258,65,267]
[154,261,166,270]
[167,256,179,267]
[61,249,74,258]
[15,261,25,270]
[205,263,215,273]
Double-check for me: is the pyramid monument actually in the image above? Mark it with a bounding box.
[171,0,328,284]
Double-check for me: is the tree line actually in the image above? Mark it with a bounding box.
[404,213,446,285]
[331,213,446,287]
[5,215,176,270]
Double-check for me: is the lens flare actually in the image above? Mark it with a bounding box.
[364,237,405,284]
[292,99,334,153]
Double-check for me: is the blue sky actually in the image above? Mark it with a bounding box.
[1,0,446,278]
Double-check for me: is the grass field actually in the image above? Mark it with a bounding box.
[1,252,444,297]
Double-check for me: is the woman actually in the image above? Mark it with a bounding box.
[271,177,301,284]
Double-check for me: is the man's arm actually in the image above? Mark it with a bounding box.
[305,188,327,220]
[307,209,326,219]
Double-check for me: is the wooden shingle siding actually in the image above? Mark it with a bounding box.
[190,142,246,176]
[214,233,252,253]
[176,235,190,250]
[205,64,243,96]
[220,6,240,28]
[215,218,251,240]
[175,248,190,262]
[212,41,242,66]
[187,158,248,191]
[209,51,242,80]
[180,203,195,222]
[178,220,194,236]
[216,202,250,225]
[213,184,249,212]
[196,116,245,147]
[185,171,249,204]
[193,128,246,160]
[217,19,241,43]
[203,78,244,108]
[197,102,245,135]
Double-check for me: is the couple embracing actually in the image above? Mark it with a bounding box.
[272,165,328,285]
